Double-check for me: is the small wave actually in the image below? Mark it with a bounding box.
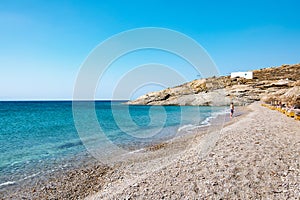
[22,172,40,180]
[180,108,227,131]
[217,108,229,115]
[127,148,145,154]
[0,172,41,189]
[0,181,15,187]
[178,118,213,132]
[177,124,198,132]
[10,160,21,166]
[200,116,213,126]
[201,108,228,125]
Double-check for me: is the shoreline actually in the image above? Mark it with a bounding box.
[89,102,299,199]
[0,106,243,199]
[87,106,249,199]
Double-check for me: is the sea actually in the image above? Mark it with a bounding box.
[0,101,226,189]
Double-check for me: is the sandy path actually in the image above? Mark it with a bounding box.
[88,102,300,199]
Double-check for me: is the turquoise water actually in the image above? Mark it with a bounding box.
[0,101,225,187]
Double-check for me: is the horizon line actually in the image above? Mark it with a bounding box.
[0,99,130,102]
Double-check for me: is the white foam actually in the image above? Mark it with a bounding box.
[177,124,197,132]
[212,108,228,116]
[0,170,42,189]
[200,116,212,126]
[128,148,145,154]
[179,108,228,132]
[22,172,40,180]
[10,161,21,166]
[0,181,15,187]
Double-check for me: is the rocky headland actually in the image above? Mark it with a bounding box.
[128,64,300,106]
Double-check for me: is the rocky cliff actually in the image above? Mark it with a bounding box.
[127,64,300,106]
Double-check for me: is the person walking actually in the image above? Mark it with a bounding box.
[230,102,234,118]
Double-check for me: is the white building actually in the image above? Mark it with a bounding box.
[231,71,253,79]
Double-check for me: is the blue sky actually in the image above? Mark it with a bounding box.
[0,0,299,100]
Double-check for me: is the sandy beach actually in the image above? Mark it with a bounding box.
[88,102,300,199]
[2,1,300,199]
[2,102,299,199]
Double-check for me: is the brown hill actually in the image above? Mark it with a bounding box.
[127,64,300,106]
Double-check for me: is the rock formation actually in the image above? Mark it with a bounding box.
[127,64,300,106]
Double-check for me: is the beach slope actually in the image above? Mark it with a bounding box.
[89,102,300,199]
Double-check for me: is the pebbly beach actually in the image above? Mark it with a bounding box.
[88,102,300,199]
[3,101,298,199]
[2,1,300,199]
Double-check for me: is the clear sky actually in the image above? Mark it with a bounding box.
[1,0,299,100]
